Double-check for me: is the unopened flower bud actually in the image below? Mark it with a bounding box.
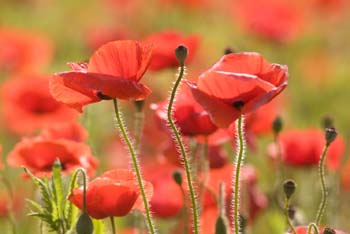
[172,170,183,186]
[215,215,228,234]
[76,213,94,234]
[175,45,188,66]
[272,116,283,135]
[323,227,336,234]
[325,127,337,146]
[283,179,296,199]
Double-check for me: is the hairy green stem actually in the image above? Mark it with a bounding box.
[307,223,319,234]
[167,65,200,234]
[315,145,330,225]
[113,99,157,234]
[233,115,245,234]
[75,168,88,213]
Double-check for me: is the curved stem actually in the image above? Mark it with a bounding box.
[284,199,296,234]
[307,223,319,234]
[110,216,116,234]
[167,65,200,234]
[113,99,157,234]
[75,168,88,213]
[0,174,17,234]
[315,145,330,225]
[233,115,245,234]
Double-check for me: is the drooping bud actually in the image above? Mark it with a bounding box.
[175,45,188,66]
[272,116,283,135]
[283,179,296,199]
[76,213,94,234]
[325,128,337,146]
[323,227,336,234]
[172,170,183,186]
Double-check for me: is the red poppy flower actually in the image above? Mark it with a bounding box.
[293,226,347,234]
[341,151,350,190]
[7,137,98,177]
[69,169,153,219]
[143,30,199,71]
[151,84,217,136]
[186,52,288,128]
[1,74,78,134]
[0,190,24,217]
[0,27,53,73]
[275,129,345,170]
[233,0,303,43]
[39,122,88,142]
[143,161,184,218]
[49,40,153,112]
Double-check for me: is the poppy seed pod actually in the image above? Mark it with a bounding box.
[325,128,337,146]
[272,116,283,135]
[172,170,183,186]
[76,213,94,234]
[283,179,296,199]
[175,45,188,66]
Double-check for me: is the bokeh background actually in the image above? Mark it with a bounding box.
[0,0,350,233]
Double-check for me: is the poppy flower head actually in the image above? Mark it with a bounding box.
[0,27,53,73]
[39,122,88,142]
[1,74,78,134]
[69,169,153,219]
[50,40,153,112]
[186,52,288,128]
[7,137,98,177]
[233,0,303,43]
[144,30,200,71]
[151,84,217,136]
[276,129,345,170]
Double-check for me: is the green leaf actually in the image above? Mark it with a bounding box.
[65,168,80,229]
[51,159,65,228]
[92,218,105,234]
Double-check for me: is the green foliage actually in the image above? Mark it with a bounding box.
[24,159,81,234]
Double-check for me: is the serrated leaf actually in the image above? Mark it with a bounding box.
[65,168,80,229]
[51,159,65,229]
[26,199,44,213]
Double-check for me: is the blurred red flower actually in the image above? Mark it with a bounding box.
[151,84,217,136]
[341,152,350,190]
[7,137,98,177]
[293,226,346,234]
[0,27,53,74]
[0,191,24,218]
[143,30,200,71]
[50,40,153,112]
[0,145,3,170]
[143,161,184,218]
[1,74,78,134]
[276,129,345,170]
[233,0,303,43]
[69,169,153,219]
[39,122,88,142]
[186,52,288,128]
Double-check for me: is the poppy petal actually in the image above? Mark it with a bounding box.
[49,74,100,112]
[88,40,153,81]
[185,80,240,128]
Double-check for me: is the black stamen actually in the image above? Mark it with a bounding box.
[232,100,244,110]
[96,91,112,100]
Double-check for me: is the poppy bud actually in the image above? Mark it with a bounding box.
[215,215,228,234]
[76,213,94,234]
[175,45,188,66]
[323,227,336,234]
[224,47,235,55]
[283,179,296,199]
[239,214,247,233]
[325,128,337,146]
[272,116,283,135]
[172,170,183,186]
